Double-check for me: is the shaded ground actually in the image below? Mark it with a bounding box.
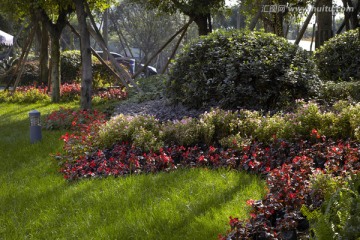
[114,99,210,122]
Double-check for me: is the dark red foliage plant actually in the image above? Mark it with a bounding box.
[54,120,360,239]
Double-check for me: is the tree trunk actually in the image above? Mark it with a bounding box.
[194,14,210,36]
[347,0,360,29]
[315,0,333,48]
[249,0,266,31]
[40,21,49,85]
[295,0,320,45]
[50,33,61,102]
[75,0,93,110]
[103,8,109,60]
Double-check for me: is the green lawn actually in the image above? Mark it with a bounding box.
[0,103,266,239]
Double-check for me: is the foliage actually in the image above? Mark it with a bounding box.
[57,115,360,238]
[1,103,263,240]
[60,83,81,101]
[61,50,125,88]
[127,74,166,102]
[0,56,18,76]
[0,82,127,104]
[93,87,128,102]
[314,29,360,82]
[167,30,321,110]
[97,114,163,151]
[60,50,82,84]
[110,1,191,67]
[320,81,360,103]
[43,107,107,130]
[0,60,40,86]
[302,173,360,240]
[89,101,360,152]
[0,85,50,103]
[132,0,225,15]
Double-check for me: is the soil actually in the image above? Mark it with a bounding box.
[113,98,210,122]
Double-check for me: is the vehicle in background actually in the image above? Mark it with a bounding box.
[95,51,157,77]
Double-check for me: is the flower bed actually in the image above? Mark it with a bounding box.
[48,102,360,239]
[0,84,127,103]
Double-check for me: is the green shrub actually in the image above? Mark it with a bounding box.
[302,173,360,240]
[0,60,40,86]
[97,114,163,151]
[167,30,321,110]
[320,81,360,103]
[127,74,167,102]
[314,29,360,82]
[61,50,82,84]
[162,118,204,146]
[199,109,240,144]
[0,87,50,103]
[95,101,360,152]
[61,50,123,88]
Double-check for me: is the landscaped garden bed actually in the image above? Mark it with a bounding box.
[42,100,360,239]
[2,28,360,239]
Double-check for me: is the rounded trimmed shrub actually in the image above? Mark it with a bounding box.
[314,29,360,82]
[166,30,321,110]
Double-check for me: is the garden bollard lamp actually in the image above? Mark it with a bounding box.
[29,110,42,144]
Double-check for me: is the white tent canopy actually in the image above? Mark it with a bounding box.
[0,30,14,46]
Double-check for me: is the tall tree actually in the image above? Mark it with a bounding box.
[110,0,192,68]
[34,4,74,102]
[240,0,313,37]
[315,0,332,48]
[131,0,226,35]
[1,0,74,102]
[74,0,93,110]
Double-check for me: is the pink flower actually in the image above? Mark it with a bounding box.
[246,199,255,206]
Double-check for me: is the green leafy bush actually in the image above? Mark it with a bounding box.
[302,173,360,240]
[314,29,360,82]
[61,50,123,88]
[0,60,40,86]
[97,114,163,151]
[61,50,82,84]
[167,30,321,110]
[320,81,360,103]
[127,74,167,102]
[98,101,360,151]
[162,118,204,146]
[0,86,50,103]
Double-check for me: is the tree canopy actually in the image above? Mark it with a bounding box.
[131,0,227,35]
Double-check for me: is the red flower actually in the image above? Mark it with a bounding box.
[97,150,103,157]
[160,153,171,164]
[248,161,255,168]
[198,155,206,163]
[61,133,70,142]
[288,192,297,199]
[89,161,96,168]
[311,129,320,139]
[229,216,239,228]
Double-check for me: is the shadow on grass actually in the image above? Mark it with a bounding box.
[0,103,265,239]
[1,168,263,239]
